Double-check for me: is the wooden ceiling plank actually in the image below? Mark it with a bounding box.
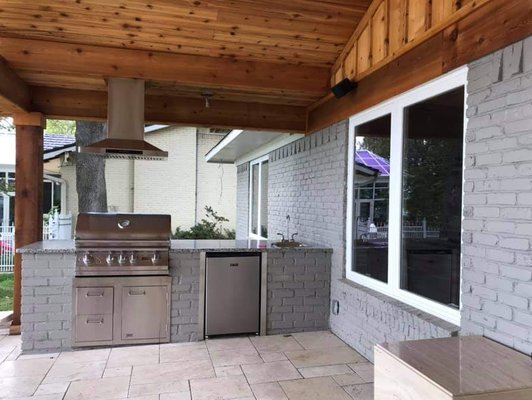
[0,37,330,95]
[31,86,307,132]
[0,56,31,112]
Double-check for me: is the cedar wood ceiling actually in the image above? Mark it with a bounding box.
[0,0,372,109]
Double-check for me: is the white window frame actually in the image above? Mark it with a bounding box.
[346,66,468,326]
[248,155,269,240]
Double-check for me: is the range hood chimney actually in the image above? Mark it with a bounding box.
[78,78,168,160]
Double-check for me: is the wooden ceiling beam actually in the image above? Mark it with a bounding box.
[0,56,31,112]
[31,86,307,133]
[0,37,330,96]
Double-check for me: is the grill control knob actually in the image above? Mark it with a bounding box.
[118,253,127,265]
[106,253,117,265]
[129,253,138,265]
[82,253,94,266]
[151,252,160,265]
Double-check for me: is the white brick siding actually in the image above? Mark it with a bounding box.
[461,36,532,355]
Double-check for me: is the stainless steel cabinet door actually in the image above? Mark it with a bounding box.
[121,285,168,340]
[205,255,261,336]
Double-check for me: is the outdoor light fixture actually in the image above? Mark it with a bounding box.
[202,91,214,109]
[331,78,358,99]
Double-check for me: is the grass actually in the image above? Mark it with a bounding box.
[0,273,13,311]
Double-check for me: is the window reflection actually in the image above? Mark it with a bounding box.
[352,114,391,283]
[401,87,464,308]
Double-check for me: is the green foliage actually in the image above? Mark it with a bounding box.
[0,273,14,312]
[0,117,14,132]
[172,206,236,240]
[45,119,76,135]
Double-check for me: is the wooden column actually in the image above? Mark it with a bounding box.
[10,112,45,335]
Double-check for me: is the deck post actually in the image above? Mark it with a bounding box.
[10,112,45,335]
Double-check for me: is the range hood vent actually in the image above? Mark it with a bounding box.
[78,78,168,160]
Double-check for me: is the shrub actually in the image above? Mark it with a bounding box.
[172,206,236,240]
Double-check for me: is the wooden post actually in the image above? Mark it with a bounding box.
[10,112,45,335]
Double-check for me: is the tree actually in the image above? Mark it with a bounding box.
[0,117,14,132]
[46,120,76,135]
[75,121,107,212]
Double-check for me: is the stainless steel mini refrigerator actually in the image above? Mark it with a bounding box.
[205,253,261,337]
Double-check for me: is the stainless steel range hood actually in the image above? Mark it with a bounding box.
[78,78,168,160]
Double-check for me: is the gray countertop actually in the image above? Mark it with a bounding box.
[18,240,332,254]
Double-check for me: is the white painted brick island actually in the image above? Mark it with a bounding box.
[18,240,332,352]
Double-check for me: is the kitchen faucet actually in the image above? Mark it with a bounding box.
[277,215,298,243]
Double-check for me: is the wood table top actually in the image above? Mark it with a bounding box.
[378,336,532,396]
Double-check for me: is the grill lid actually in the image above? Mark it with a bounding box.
[75,213,171,246]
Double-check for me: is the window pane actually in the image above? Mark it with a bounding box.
[260,161,269,238]
[352,114,391,283]
[400,87,464,308]
[251,163,259,235]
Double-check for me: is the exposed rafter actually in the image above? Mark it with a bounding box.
[0,56,31,113]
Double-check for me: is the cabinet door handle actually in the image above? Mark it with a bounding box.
[86,291,104,297]
[129,289,146,296]
[86,318,104,324]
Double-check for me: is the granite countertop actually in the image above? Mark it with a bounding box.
[18,240,332,254]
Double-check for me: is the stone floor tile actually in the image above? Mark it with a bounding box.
[17,352,59,361]
[64,376,129,400]
[190,375,253,400]
[332,373,365,386]
[210,347,263,367]
[241,360,302,384]
[124,396,159,400]
[103,366,132,378]
[131,359,215,385]
[251,382,288,400]
[298,364,353,378]
[215,365,243,377]
[292,331,348,350]
[160,392,192,400]
[55,348,110,364]
[160,344,210,364]
[251,335,304,353]
[0,358,54,377]
[107,345,159,368]
[205,337,255,352]
[128,381,190,397]
[43,360,107,384]
[260,351,288,363]
[348,362,374,382]
[0,376,42,398]
[279,377,351,400]
[343,383,374,400]
[285,347,365,368]
[6,395,63,400]
[34,381,70,396]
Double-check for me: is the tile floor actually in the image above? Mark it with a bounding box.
[0,330,374,400]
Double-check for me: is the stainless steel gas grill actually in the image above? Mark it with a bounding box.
[72,213,172,347]
[75,213,170,276]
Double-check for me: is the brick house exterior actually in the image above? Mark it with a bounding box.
[231,37,532,360]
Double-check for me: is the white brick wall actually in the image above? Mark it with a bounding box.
[196,132,237,230]
[461,36,532,355]
[134,127,197,231]
[236,163,249,239]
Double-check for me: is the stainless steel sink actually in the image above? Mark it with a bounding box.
[272,240,306,248]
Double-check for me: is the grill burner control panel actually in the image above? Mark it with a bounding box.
[78,250,167,267]
[75,249,169,276]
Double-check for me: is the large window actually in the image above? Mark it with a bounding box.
[346,68,467,325]
[249,156,269,239]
